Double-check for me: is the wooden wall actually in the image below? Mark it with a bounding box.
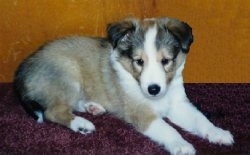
[0,0,249,83]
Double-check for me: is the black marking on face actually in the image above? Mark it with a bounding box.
[107,20,136,49]
[115,28,145,64]
[158,17,193,53]
[118,45,134,59]
[156,26,182,59]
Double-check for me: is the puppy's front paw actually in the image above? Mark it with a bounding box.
[168,140,196,155]
[70,116,95,134]
[205,127,234,145]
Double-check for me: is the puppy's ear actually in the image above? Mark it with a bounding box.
[160,18,193,53]
[107,18,137,48]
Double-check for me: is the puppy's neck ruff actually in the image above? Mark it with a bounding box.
[110,49,145,101]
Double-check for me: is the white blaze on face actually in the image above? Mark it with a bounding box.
[140,25,167,98]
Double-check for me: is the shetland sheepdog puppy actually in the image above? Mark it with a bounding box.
[14,17,234,155]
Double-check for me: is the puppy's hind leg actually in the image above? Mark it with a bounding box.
[45,102,95,134]
[75,100,106,115]
[85,102,106,115]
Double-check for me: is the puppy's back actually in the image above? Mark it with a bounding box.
[14,36,111,121]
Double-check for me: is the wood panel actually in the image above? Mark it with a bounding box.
[0,0,249,82]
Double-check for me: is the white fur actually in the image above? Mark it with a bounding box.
[70,116,95,134]
[205,126,234,145]
[74,100,86,112]
[34,111,44,123]
[149,62,186,117]
[144,118,196,155]
[141,25,167,98]
[110,25,234,155]
[110,50,146,103]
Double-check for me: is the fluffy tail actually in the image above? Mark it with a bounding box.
[14,55,45,123]
[20,100,45,123]
[13,79,45,123]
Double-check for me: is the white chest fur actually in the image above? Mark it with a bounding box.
[110,50,187,118]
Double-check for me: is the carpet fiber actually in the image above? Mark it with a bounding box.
[0,83,249,155]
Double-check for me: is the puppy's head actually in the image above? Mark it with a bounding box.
[108,17,193,99]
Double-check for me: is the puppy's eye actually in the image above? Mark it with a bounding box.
[161,58,169,65]
[134,59,144,66]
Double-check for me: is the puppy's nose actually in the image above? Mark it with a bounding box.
[148,84,161,96]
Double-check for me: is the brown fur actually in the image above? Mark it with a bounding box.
[14,17,192,134]
[45,102,74,127]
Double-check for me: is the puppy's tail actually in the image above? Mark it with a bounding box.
[20,99,45,123]
[14,55,45,123]
[14,81,45,123]
[15,89,45,123]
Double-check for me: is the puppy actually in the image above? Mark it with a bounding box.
[14,17,234,155]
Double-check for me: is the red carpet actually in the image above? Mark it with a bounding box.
[0,83,249,155]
